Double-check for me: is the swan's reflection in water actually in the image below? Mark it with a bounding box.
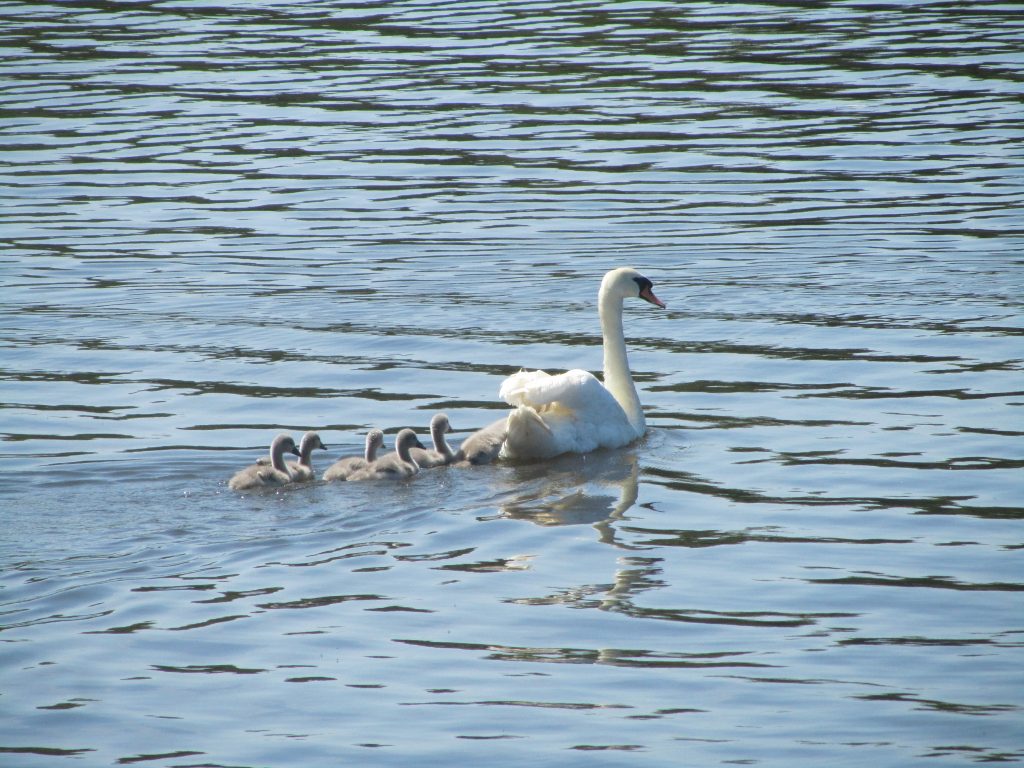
[486,447,640,546]
[472,449,859,636]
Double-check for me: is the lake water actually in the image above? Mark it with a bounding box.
[2,1,1023,766]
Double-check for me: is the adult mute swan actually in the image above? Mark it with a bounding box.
[409,413,456,468]
[229,434,301,491]
[258,430,327,481]
[323,429,385,482]
[498,267,665,460]
[346,428,425,481]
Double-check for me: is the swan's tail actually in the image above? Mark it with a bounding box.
[500,406,558,460]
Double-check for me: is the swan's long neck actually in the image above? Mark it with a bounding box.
[600,286,645,435]
[432,423,453,458]
[397,435,420,470]
[271,442,290,472]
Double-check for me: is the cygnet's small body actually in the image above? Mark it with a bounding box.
[229,434,301,491]
[258,430,327,481]
[322,429,386,482]
[454,417,508,466]
[346,429,425,481]
[408,413,456,468]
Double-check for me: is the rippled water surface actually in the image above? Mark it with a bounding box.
[2,1,1023,766]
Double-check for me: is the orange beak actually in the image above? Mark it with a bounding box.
[639,285,666,308]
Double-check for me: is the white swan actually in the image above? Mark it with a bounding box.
[409,413,456,468]
[346,428,426,481]
[498,267,665,460]
[229,434,301,491]
[322,429,385,482]
[454,417,508,466]
[257,430,327,481]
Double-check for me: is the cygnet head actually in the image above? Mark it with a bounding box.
[395,428,426,456]
[298,431,327,459]
[366,429,386,452]
[365,428,386,461]
[430,413,453,437]
[272,434,301,460]
[602,267,666,308]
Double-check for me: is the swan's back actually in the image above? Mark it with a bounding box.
[500,401,636,460]
[229,464,289,490]
[323,456,367,482]
[498,371,636,460]
[229,434,300,490]
[500,369,622,412]
[454,417,508,465]
[347,455,413,481]
[323,429,384,482]
[346,429,424,481]
[409,413,455,468]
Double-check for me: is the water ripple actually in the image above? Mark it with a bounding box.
[2,2,1023,766]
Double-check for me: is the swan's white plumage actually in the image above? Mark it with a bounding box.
[498,267,664,461]
[500,368,620,414]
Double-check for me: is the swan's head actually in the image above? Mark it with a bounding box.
[272,434,301,457]
[366,429,386,451]
[602,267,666,308]
[430,413,453,435]
[299,431,327,455]
[396,428,426,452]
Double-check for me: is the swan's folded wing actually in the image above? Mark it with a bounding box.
[499,369,606,409]
[501,396,634,459]
[498,369,550,405]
